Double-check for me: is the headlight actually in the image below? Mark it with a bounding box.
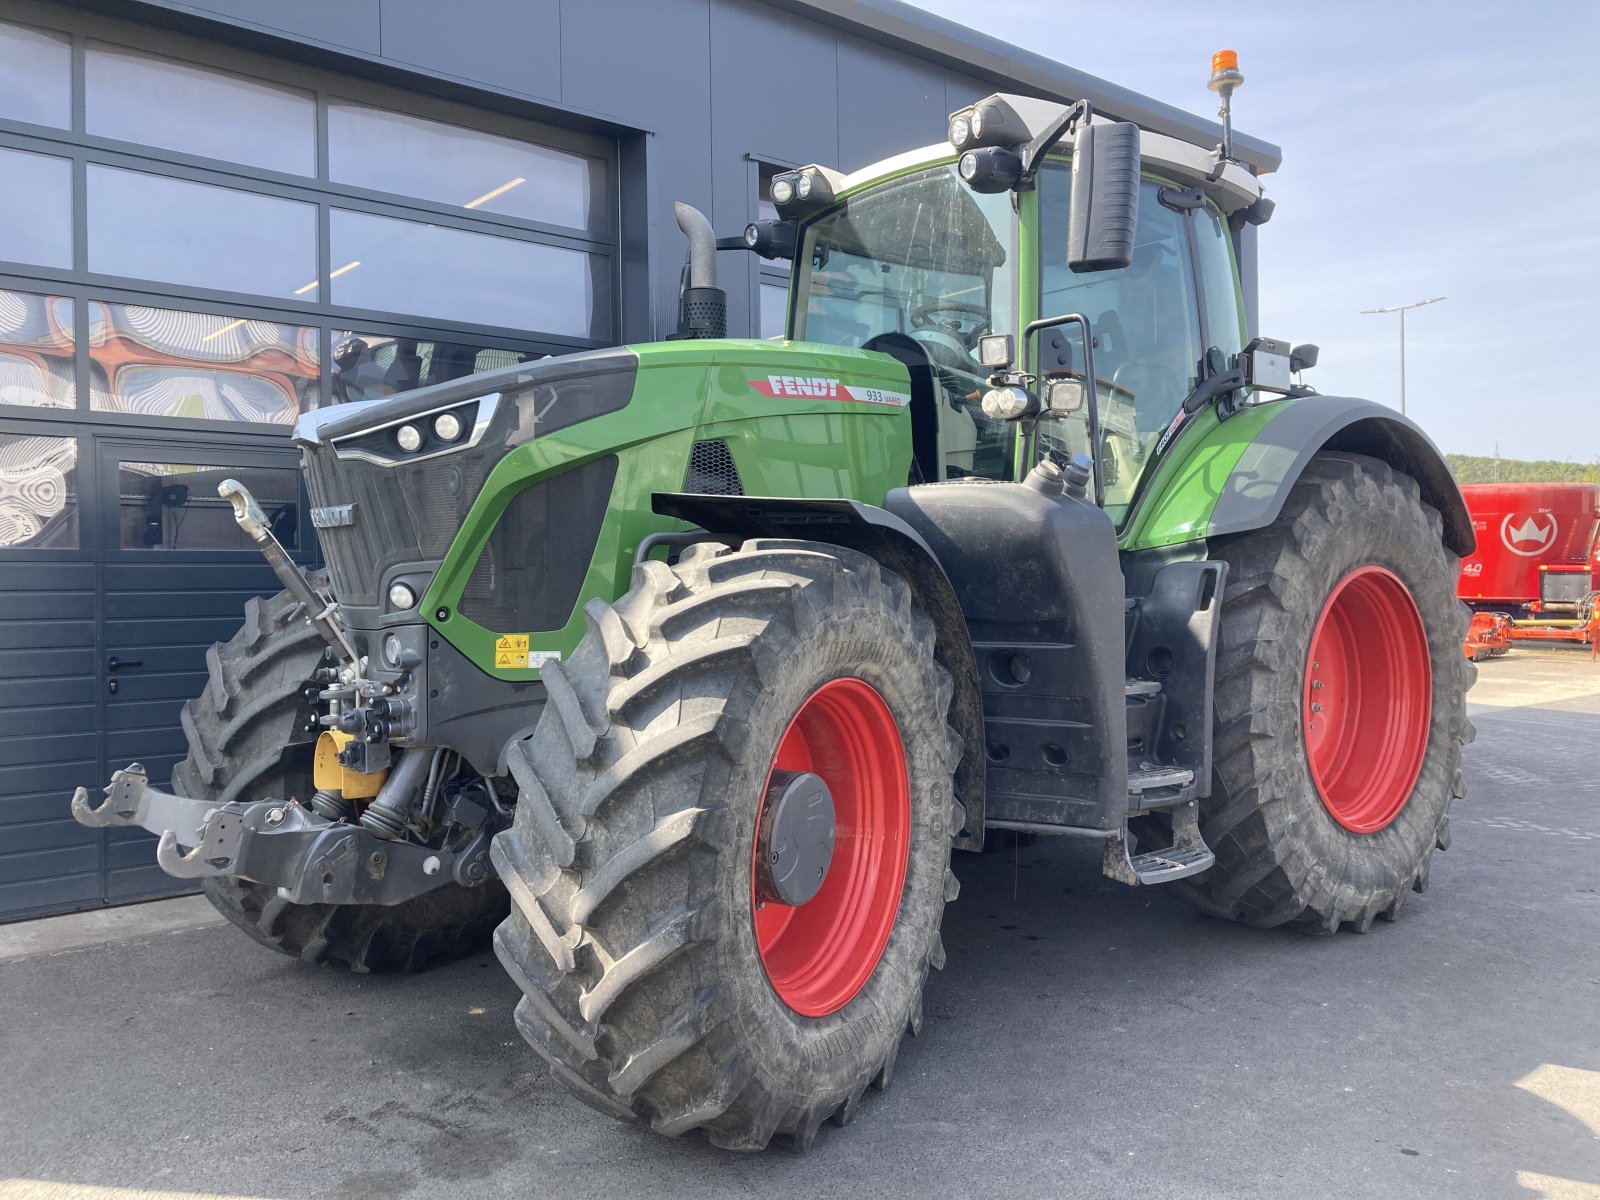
[969,107,984,138]
[981,384,1038,422]
[795,174,812,200]
[433,412,463,441]
[395,424,422,452]
[948,113,972,148]
[383,634,403,666]
[958,147,1023,194]
[388,582,416,610]
[770,175,796,206]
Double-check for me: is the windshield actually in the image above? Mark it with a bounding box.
[795,164,1019,480]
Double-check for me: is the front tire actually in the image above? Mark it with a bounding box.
[491,541,963,1149]
[1171,453,1473,932]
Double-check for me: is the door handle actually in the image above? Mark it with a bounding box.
[107,656,143,672]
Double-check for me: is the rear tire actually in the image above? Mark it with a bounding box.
[491,540,963,1149]
[173,580,507,971]
[1170,453,1473,932]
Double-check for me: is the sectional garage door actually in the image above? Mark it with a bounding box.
[0,5,617,920]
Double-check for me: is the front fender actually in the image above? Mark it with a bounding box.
[1121,396,1473,556]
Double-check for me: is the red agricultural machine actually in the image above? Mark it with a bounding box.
[1457,482,1600,659]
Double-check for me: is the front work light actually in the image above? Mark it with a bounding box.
[395,424,423,452]
[433,412,463,441]
[768,167,843,219]
[958,147,1022,194]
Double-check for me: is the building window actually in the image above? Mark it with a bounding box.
[115,460,301,550]
[86,166,318,301]
[0,9,619,430]
[0,20,71,129]
[0,290,75,410]
[0,432,78,548]
[328,102,608,233]
[89,301,320,424]
[85,42,316,176]
[332,331,541,404]
[755,163,794,338]
[330,209,610,339]
[0,148,72,270]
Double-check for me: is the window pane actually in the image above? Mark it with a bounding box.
[0,148,72,269]
[116,461,300,550]
[86,42,315,176]
[0,289,76,410]
[331,209,610,340]
[1193,204,1245,358]
[329,101,607,232]
[90,301,320,424]
[0,21,71,128]
[759,282,788,339]
[0,433,78,548]
[332,330,542,403]
[87,166,317,300]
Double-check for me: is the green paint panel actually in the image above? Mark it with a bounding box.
[1117,399,1308,551]
[420,339,915,678]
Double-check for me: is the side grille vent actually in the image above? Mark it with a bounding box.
[685,440,744,496]
[458,455,618,634]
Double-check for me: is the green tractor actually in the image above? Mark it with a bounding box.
[75,80,1473,1151]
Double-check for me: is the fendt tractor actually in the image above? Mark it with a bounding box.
[74,55,1474,1150]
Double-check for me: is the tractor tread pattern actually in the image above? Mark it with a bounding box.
[492,540,961,1150]
[1169,453,1473,933]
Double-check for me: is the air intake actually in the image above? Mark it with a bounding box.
[685,440,743,495]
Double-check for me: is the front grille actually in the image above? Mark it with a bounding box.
[685,439,744,495]
[459,456,618,633]
[304,445,489,608]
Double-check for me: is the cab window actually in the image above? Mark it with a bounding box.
[1036,170,1202,521]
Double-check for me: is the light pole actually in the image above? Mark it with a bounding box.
[1361,296,1446,416]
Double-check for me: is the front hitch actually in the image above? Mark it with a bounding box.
[71,763,494,904]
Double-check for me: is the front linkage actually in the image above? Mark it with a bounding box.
[72,479,499,909]
[72,763,493,905]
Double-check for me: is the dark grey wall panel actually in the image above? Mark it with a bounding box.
[834,39,945,172]
[379,0,562,103]
[177,0,382,53]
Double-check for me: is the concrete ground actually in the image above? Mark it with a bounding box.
[2,649,1597,1200]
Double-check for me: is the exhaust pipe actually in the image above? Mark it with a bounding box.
[673,201,727,340]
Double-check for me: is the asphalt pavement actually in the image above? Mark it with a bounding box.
[2,650,1597,1200]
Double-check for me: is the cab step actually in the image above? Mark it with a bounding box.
[1102,798,1215,886]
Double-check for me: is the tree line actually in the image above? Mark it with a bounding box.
[1447,455,1600,485]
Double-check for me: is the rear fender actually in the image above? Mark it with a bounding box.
[651,493,986,849]
[1125,396,1474,556]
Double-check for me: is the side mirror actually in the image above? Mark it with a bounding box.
[1068,121,1140,273]
[1290,343,1319,373]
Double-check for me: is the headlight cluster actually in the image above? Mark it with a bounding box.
[392,405,472,456]
[947,96,1032,153]
[767,166,842,218]
[330,393,498,468]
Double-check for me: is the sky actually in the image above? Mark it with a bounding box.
[906,0,1600,462]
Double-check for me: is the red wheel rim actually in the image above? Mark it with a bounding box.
[1303,566,1432,834]
[753,678,910,1017]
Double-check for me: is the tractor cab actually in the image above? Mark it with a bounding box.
[759,92,1280,526]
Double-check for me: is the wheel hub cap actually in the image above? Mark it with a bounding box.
[755,770,837,907]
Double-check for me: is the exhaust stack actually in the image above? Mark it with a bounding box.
[673,201,727,339]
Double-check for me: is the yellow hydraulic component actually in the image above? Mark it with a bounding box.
[314,729,388,799]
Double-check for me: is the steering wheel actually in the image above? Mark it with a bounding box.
[911,301,990,343]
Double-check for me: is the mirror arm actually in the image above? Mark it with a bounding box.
[1021,311,1104,508]
[1018,99,1092,187]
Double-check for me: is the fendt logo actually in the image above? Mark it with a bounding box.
[750,375,841,399]
[746,376,909,407]
[1500,512,1559,557]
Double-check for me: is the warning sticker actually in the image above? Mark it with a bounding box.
[495,633,529,668]
[494,635,561,671]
